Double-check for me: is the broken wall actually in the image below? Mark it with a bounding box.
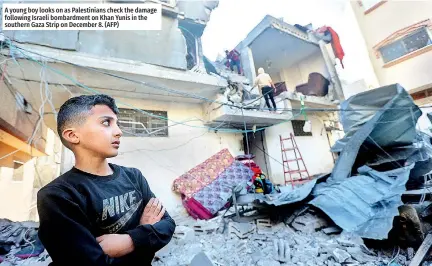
[239,46,256,84]
[279,50,330,92]
[263,117,334,185]
[1,11,188,70]
[177,0,219,23]
[0,80,47,156]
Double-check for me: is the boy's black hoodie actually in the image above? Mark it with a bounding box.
[37,163,176,266]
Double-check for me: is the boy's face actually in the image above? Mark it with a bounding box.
[74,105,122,158]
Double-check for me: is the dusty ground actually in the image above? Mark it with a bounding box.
[151,208,412,266]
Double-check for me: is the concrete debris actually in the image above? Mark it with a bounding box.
[256,218,273,235]
[408,248,415,260]
[273,239,291,263]
[193,219,220,235]
[256,259,281,266]
[190,252,215,266]
[323,226,342,235]
[336,232,364,248]
[151,207,431,265]
[228,222,256,239]
[346,247,377,263]
[291,212,329,233]
[332,248,351,263]
[173,225,196,244]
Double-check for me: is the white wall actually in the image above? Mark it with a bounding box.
[263,116,334,185]
[277,51,329,91]
[0,160,35,221]
[351,1,432,91]
[417,106,432,133]
[342,79,369,99]
[0,128,61,221]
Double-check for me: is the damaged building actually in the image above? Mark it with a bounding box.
[0,3,346,213]
[4,0,432,265]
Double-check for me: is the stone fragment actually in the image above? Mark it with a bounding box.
[193,220,219,235]
[408,247,415,260]
[346,247,376,263]
[228,222,256,239]
[332,248,351,263]
[173,225,195,245]
[273,239,291,263]
[395,254,407,265]
[323,226,342,235]
[190,252,214,266]
[291,213,328,233]
[256,258,281,266]
[336,232,364,248]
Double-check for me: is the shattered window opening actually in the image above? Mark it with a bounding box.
[118,108,168,137]
[292,120,312,137]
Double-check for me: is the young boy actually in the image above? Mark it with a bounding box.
[37,95,176,266]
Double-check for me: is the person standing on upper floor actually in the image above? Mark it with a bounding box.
[225,49,242,75]
[253,67,277,112]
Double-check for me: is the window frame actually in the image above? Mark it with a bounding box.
[117,108,169,137]
[378,26,432,66]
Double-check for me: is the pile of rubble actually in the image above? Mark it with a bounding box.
[153,207,423,266]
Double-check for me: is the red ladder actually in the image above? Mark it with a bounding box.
[280,133,311,188]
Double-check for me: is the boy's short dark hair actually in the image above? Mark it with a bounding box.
[57,94,119,148]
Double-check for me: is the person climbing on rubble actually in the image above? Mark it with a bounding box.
[36,94,176,266]
[225,49,242,75]
[253,67,277,112]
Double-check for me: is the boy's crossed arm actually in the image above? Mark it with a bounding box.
[37,183,175,266]
[96,198,166,258]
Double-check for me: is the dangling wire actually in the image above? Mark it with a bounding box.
[300,96,308,121]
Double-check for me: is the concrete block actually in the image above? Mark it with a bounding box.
[257,218,273,235]
[193,220,219,235]
[257,218,272,227]
[273,239,291,263]
[332,248,351,263]
[190,252,214,266]
[228,222,256,239]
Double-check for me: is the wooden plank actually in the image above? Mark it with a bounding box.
[409,233,432,266]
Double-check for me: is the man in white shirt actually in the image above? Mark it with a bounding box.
[253,68,277,112]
